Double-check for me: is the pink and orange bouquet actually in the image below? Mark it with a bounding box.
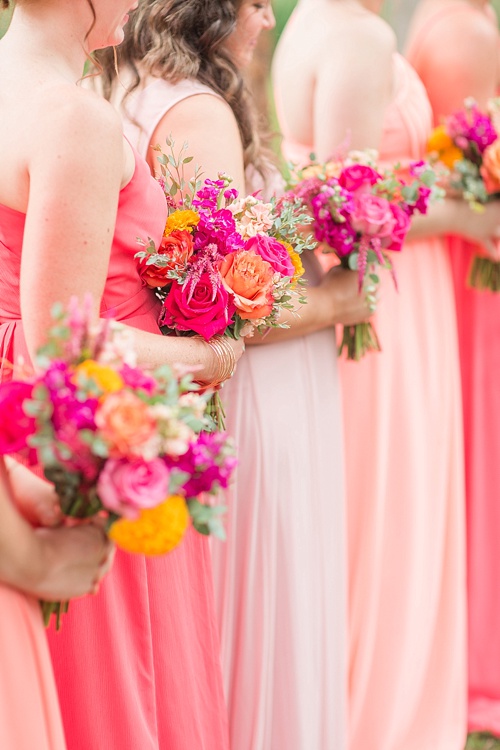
[136,141,310,339]
[427,97,500,290]
[135,140,312,422]
[288,151,437,360]
[0,298,236,627]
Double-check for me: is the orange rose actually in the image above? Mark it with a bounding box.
[139,230,194,289]
[220,249,274,320]
[95,391,157,458]
[481,139,500,194]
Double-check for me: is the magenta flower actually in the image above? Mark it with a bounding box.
[339,164,382,193]
[0,380,36,455]
[171,432,237,497]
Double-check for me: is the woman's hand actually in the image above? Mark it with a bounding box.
[6,458,62,528]
[319,266,374,326]
[32,521,114,602]
[201,335,246,386]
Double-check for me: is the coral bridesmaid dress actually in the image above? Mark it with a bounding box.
[279,53,467,750]
[123,77,348,750]
[0,147,229,750]
[407,1,500,734]
[0,581,67,750]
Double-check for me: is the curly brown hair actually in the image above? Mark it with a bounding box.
[96,0,273,179]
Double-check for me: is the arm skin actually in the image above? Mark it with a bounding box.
[0,459,113,601]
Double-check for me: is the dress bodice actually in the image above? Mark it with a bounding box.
[0,143,166,327]
[379,53,433,162]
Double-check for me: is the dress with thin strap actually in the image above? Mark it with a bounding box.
[123,76,348,750]
[0,144,229,750]
[278,51,467,750]
[407,1,500,735]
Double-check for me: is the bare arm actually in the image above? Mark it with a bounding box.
[313,16,395,159]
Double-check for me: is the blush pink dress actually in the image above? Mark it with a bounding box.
[278,53,467,750]
[123,77,348,750]
[407,2,500,734]
[0,146,229,750]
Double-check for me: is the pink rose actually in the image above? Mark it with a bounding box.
[97,458,170,519]
[0,381,36,455]
[160,273,235,341]
[339,164,381,193]
[386,203,411,252]
[244,235,295,277]
[350,194,396,239]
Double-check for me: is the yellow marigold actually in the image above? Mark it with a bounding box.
[427,125,463,168]
[281,240,305,285]
[164,209,200,236]
[108,495,190,555]
[74,360,124,394]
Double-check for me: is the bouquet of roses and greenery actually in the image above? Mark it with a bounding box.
[287,150,438,360]
[135,139,314,424]
[0,297,236,627]
[427,97,500,291]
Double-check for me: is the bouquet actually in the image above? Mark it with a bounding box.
[287,150,438,360]
[0,297,236,628]
[427,97,500,290]
[135,139,313,424]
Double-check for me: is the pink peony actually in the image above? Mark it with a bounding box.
[244,234,295,277]
[350,194,396,239]
[97,457,170,519]
[0,381,36,455]
[160,273,235,341]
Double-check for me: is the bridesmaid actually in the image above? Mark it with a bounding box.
[0,1,243,749]
[0,459,112,750]
[98,0,372,747]
[406,0,500,737]
[274,1,500,749]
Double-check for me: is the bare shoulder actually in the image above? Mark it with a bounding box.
[166,92,239,134]
[421,2,498,50]
[28,84,123,157]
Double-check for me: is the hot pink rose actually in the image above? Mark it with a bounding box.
[339,164,382,193]
[160,273,235,340]
[97,458,170,519]
[0,381,36,455]
[350,194,396,239]
[244,235,295,277]
[386,203,411,252]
